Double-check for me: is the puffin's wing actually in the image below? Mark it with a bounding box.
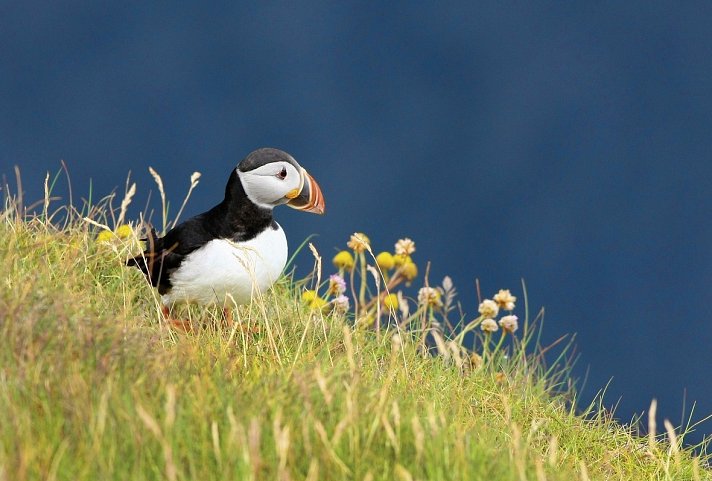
[126,222,205,292]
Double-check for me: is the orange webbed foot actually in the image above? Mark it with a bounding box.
[162,305,194,333]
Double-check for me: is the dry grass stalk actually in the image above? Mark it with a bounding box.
[648,398,658,451]
[664,419,681,467]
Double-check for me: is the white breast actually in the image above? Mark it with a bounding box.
[162,223,288,306]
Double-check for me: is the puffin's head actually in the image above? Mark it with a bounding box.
[235,148,325,214]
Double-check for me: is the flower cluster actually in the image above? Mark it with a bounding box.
[333,235,418,284]
[301,273,351,313]
[327,234,422,326]
[97,224,133,243]
[313,233,525,375]
[478,291,518,334]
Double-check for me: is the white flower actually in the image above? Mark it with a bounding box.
[478,299,499,319]
[347,232,370,253]
[417,287,442,307]
[498,315,519,333]
[480,318,499,333]
[493,289,516,311]
[394,238,416,256]
[332,295,350,312]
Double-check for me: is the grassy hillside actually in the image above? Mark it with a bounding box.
[0,192,709,480]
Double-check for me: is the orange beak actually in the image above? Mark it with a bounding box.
[287,169,325,215]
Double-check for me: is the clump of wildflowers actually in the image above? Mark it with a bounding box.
[319,233,525,375]
[97,224,134,243]
[325,234,422,323]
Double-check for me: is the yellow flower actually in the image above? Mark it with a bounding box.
[302,290,326,309]
[493,289,517,311]
[383,293,399,310]
[115,224,133,239]
[302,290,318,303]
[400,260,418,282]
[309,297,327,309]
[347,232,370,253]
[332,250,355,270]
[395,238,416,256]
[97,229,113,243]
[376,252,395,271]
[393,254,411,267]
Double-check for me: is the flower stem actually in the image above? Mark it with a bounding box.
[491,332,507,361]
[350,263,358,319]
[358,252,367,311]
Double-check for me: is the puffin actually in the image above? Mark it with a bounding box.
[127,148,325,323]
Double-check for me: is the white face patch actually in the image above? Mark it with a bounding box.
[237,161,302,209]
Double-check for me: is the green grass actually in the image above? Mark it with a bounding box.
[0,198,710,481]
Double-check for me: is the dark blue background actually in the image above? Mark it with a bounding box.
[2,2,711,444]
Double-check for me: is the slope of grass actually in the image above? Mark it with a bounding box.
[0,204,709,481]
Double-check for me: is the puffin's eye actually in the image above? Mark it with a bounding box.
[277,167,287,179]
